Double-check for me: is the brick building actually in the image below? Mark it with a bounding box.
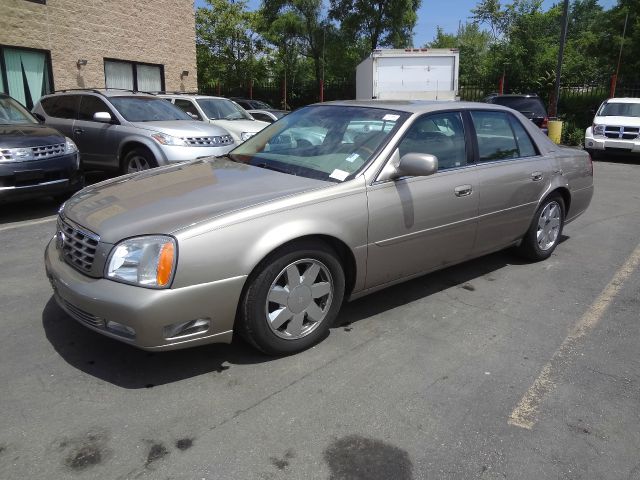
[0,0,198,109]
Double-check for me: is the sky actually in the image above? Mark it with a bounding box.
[195,0,619,48]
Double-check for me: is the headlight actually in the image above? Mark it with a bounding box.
[240,132,256,141]
[64,137,78,154]
[106,236,177,289]
[151,132,188,147]
[593,124,605,136]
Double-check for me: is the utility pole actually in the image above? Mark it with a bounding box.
[551,0,570,118]
[611,11,629,98]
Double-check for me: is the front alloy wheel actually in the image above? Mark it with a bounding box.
[238,241,345,355]
[266,259,334,340]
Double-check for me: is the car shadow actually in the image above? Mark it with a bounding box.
[594,154,640,165]
[42,297,271,390]
[336,242,568,327]
[0,171,110,225]
[42,241,568,389]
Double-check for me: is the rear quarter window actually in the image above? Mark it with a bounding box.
[40,95,80,119]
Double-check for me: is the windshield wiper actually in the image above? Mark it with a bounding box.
[255,162,293,175]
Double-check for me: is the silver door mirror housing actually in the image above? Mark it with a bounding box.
[93,111,112,123]
[378,149,438,181]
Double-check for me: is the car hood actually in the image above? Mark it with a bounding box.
[209,119,269,137]
[62,157,331,244]
[593,116,640,127]
[0,123,65,147]
[129,120,231,137]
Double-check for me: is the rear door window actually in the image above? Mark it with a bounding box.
[40,95,80,119]
[471,111,539,161]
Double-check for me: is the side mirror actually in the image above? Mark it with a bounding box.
[33,112,45,123]
[377,150,439,181]
[93,111,112,123]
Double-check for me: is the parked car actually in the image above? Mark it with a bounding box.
[32,89,235,173]
[0,93,82,203]
[484,94,549,134]
[230,97,273,110]
[45,100,593,356]
[585,97,640,158]
[246,109,289,123]
[160,94,269,143]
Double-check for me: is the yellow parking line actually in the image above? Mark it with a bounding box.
[0,216,57,233]
[508,241,640,429]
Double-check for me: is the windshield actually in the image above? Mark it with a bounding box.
[0,96,37,124]
[108,96,192,122]
[492,97,546,116]
[250,100,272,109]
[229,105,407,182]
[598,102,640,118]
[197,98,253,121]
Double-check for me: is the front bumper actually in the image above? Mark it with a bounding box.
[585,128,640,155]
[44,238,246,350]
[161,143,235,163]
[0,152,82,201]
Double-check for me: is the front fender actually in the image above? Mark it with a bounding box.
[117,136,167,166]
[172,178,369,293]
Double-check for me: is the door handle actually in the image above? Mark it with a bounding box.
[454,185,472,197]
[531,172,543,181]
[74,128,84,135]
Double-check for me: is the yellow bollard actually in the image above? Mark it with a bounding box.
[547,120,563,144]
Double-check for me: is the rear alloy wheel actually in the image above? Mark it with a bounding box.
[517,194,565,261]
[122,148,158,174]
[238,241,345,355]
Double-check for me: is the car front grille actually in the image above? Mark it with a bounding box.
[58,295,105,328]
[57,217,100,273]
[32,143,66,159]
[0,143,66,162]
[182,135,234,146]
[604,126,640,140]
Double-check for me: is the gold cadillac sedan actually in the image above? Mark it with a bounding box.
[45,101,594,355]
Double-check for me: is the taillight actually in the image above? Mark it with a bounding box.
[541,117,548,129]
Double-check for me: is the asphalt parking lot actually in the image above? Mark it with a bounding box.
[1,159,639,479]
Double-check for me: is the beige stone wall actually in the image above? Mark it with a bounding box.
[0,0,197,92]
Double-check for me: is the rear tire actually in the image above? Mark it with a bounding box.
[517,194,565,261]
[121,148,158,174]
[237,241,345,355]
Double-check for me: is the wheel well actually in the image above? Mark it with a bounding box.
[551,187,571,216]
[248,235,358,297]
[119,142,153,169]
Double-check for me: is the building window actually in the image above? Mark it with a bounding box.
[0,45,53,109]
[104,59,164,92]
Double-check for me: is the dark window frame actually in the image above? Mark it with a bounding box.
[0,44,54,109]
[103,58,165,92]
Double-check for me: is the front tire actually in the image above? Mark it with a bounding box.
[122,148,158,174]
[517,194,565,261]
[238,241,345,355]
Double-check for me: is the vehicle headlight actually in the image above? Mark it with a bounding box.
[151,132,188,147]
[593,124,605,136]
[64,137,78,154]
[240,132,256,141]
[106,235,177,289]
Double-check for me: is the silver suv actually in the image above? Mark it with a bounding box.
[33,90,235,173]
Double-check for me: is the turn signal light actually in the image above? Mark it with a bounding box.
[157,242,175,287]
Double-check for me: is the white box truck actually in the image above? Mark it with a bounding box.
[356,48,460,101]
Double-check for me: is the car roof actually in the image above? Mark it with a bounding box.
[159,94,228,100]
[318,99,514,114]
[491,94,540,98]
[44,89,159,98]
[603,97,640,104]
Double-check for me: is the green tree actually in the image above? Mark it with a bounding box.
[329,0,421,52]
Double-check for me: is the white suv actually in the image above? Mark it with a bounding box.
[160,94,269,143]
[585,98,640,158]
